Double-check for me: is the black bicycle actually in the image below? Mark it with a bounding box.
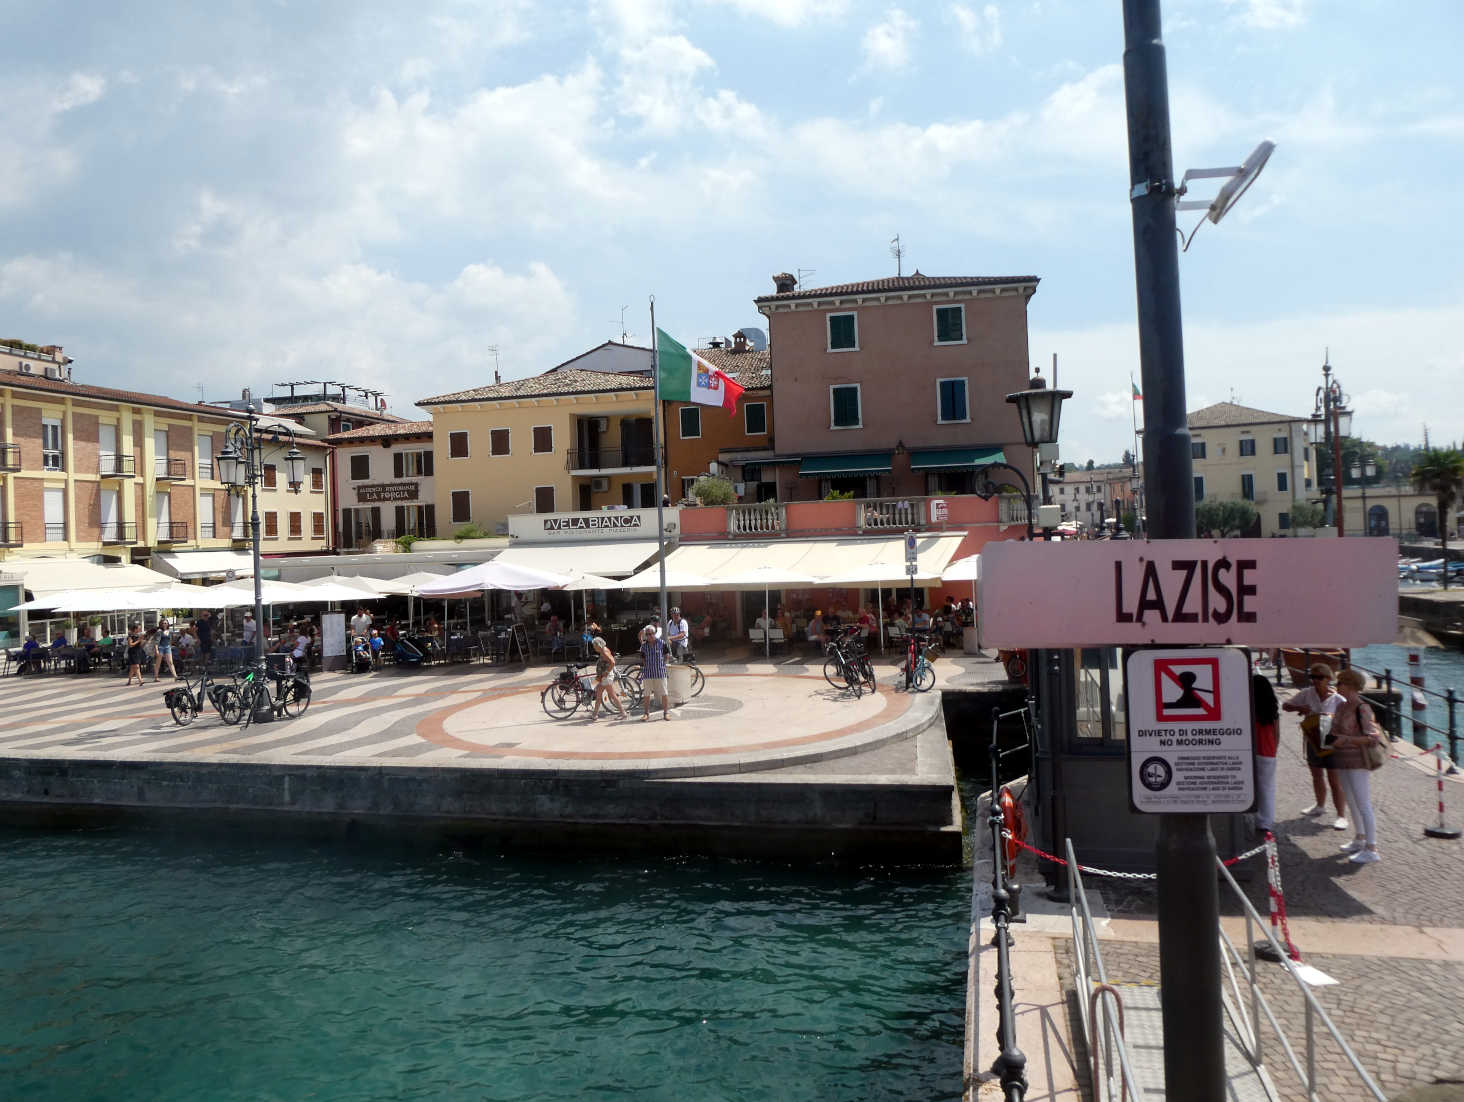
[235,657,311,729]
[822,628,873,698]
[623,648,705,702]
[163,667,242,726]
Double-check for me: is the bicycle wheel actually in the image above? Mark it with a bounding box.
[541,682,578,719]
[282,680,311,718]
[823,656,845,690]
[858,656,876,692]
[213,686,242,725]
[914,663,936,692]
[689,665,705,697]
[237,682,261,729]
[842,662,863,699]
[169,691,197,727]
[622,667,644,709]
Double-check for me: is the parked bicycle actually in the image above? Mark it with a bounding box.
[541,662,635,719]
[622,649,706,702]
[897,630,938,693]
[235,656,311,729]
[823,627,874,698]
[163,666,242,726]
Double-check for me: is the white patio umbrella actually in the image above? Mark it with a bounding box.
[415,561,570,597]
[373,571,453,596]
[293,578,387,605]
[616,566,716,591]
[717,566,823,657]
[559,570,623,631]
[210,578,316,606]
[941,554,981,582]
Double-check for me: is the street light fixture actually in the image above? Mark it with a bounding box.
[221,414,304,722]
[968,372,1073,540]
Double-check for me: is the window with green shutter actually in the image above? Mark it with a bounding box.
[830,384,861,428]
[934,304,964,344]
[827,312,857,351]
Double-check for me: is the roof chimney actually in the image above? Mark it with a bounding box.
[732,332,747,352]
[709,338,724,349]
[772,272,797,294]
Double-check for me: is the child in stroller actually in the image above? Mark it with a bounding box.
[394,635,426,667]
[350,634,373,673]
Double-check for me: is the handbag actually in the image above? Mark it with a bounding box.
[1358,702,1388,770]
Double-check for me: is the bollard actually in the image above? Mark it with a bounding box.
[1385,669,1397,741]
[1410,648,1427,748]
[1424,744,1462,840]
[1448,688,1459,774]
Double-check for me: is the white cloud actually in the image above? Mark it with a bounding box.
[0,72,107,208]
[710,0,850,27]
[51,73,107,113]
[950,3,1002,55]
[861,8,917,72]
[594,0,678,39]
[615,34,717,133]
[1222,0,1306,31]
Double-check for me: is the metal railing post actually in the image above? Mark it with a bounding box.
[1384,669,1394,738]
[1305,1000,1317,1100]
[1449,687,1459,771]
[988,707,1027,1100]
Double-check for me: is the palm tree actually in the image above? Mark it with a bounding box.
[1411,447,1464,589]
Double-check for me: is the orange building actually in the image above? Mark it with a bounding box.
[662,333,774,503]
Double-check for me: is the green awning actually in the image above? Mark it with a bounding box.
[798,452,894,477]
[909,446,1005,471]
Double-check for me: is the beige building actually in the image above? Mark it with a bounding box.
[1053,466,1139,530]
[1188,403,1313,536]
[417,369,658,536]
[0,339,332,575]
[326,421,437,550]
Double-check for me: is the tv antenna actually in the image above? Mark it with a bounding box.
[890,234,905,276]
[486,345,501,384]
[796,268,816,291]
[611,305,630,343]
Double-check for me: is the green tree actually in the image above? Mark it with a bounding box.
[1195,499,1259,537]
[1411,447,1464,589]
[1288,500,1325,531]
[692,475,736,506]
[452,522,493,541]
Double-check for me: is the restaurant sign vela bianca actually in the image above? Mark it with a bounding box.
[1125,647,1254,814]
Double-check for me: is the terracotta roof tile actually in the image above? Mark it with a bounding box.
[755,273,1038,304]
[1188,402,1305,428]
[0,372,240,418]
[324,420,434,443]
[271,400,405,420]
[693,346,771,389]
[418,369,653,406]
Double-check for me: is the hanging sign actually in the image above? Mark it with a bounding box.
[1125,646,1254,814]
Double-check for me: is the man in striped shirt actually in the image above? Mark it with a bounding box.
[639,624,671,721]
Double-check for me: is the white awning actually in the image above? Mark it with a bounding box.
[0,558,175,601]
[496,540,660,579]
[623,534,966,589]
[153,550,256,580]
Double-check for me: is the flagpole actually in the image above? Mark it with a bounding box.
[650,296,669,639]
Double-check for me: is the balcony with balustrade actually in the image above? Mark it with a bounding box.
[100,522,138,545]
[155,522,189,543]
[565,447,657,475]
[154,456,188,481]
[0,522,21,546]
[0,443,19,472]
[99,453,137,478]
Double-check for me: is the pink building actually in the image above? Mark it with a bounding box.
[751,272,1039,501]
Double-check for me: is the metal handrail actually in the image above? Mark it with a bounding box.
[1066,839,1147,1101]
[1214,857,1386,1100]
[987,708,1028,1100]
[0,521,20,545]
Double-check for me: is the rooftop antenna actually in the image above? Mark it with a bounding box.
[486,345,501,385]
[889,234,904,276]
[796,268,816,290]
[618,306,630,343]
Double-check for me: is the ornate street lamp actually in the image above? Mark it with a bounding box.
[1309,355,1352,534]
[221,414,304,722]
[965,371,1073,540]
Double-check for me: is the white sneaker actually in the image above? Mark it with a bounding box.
[1340,839,1364,854]
[1349,849,1381,864]
[1331,817,1349,831]
[1301,804,1325,817]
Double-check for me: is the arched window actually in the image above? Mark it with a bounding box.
[1367,504,1389,537]
[1416,503,1438,537]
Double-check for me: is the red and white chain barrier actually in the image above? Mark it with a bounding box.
[1263,830,1301,961]
[1425,743,1463,840]
[1000,831,1268,881]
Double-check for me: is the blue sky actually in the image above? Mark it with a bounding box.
[3,0,1461,464]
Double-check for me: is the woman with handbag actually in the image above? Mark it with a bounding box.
[1330,667,1387,864]
[1282,662,1348,830]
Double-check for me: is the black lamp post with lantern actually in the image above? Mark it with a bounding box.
[1308,358,1353,535]
[970,371,1072,541]
[215,414,305,721]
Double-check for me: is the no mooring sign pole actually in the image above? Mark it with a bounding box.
[1123,0,1225,1097]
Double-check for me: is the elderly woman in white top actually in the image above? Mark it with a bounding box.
[1328,668,1387,863]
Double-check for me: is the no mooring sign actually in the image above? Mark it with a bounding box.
[1125,647,1254,814]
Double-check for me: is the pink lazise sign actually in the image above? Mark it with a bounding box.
[978,538,1398,648]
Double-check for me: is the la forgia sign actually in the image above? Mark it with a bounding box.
[978,538,1398,647]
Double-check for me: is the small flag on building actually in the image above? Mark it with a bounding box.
[1132,380,1143,401]
[656,328,745,416]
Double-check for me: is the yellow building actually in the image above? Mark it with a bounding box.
[0,340,332,574]
[1188,403,1314,536]
[418,369,658,535]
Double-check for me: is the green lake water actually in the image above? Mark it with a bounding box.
[1,828,968,1100]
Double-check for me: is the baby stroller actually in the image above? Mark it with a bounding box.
[350,635,373,673]
[394,636,426,668]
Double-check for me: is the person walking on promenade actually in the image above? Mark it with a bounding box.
[124,624,146,686]
[152,619,178,683]
[1251,669,1280,833]
[1282,662,1348,830]
[586,623,627,721]
[1330,668,1387,863]
[666,606,690,660]
[639,624,671,722]
[241,611,256,651]
[195,610,214,664]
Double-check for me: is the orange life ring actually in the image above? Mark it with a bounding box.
[998,785,1027,878]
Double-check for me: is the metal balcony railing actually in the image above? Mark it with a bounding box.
[154,456,188,480]
[230,526,250,542]
[197,460,214,480]
[199,522,216,539]
[100,522,137,544]
[44,522,66,541]
[727,502,785,536]
[99,453,137,477]
[0,443,19,471]
[858,498,925,530]
[155,521,189,543]
[0,522,20,546]
[565,447,656,472]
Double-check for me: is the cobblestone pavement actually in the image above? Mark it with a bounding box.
[1056,939,1464,1102]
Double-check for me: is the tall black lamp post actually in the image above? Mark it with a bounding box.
[1308,358,1353,534]
[216,413,305,720]
[1350,461,1377,536]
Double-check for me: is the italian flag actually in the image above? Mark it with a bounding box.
[656,328,745,416]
